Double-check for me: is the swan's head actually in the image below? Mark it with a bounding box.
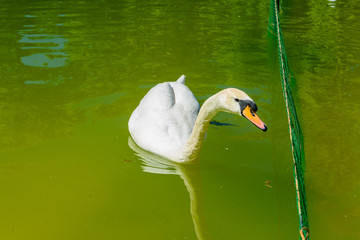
[218,88,267,131]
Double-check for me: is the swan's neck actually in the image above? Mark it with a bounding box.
[180,94,221,164]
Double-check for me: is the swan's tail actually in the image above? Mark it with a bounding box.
[176,75,186,84]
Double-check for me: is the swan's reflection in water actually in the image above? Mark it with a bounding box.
[128,137,210,240]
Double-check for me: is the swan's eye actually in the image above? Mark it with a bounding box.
[235,98,240,102]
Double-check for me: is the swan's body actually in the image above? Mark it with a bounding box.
[128,75,267,164]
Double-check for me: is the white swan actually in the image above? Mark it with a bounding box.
[128,75,267,164]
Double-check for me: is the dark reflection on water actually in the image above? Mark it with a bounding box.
[19,14,68,69]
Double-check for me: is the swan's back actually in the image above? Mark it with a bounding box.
[128,75,200,160]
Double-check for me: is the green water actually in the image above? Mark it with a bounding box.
[0,0,359,239]
[281,0,360,239]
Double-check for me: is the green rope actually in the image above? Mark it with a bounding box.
[268,0,310,239]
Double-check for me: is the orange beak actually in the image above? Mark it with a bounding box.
[242,105,267,131]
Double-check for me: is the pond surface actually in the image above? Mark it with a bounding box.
[0,0,359,239]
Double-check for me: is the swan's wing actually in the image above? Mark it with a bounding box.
[167,81,200,145]
[128,80,200,160]
[169,81,199,115]
[176,75,186,84]
[137,82,175,110]
[128,82,177,149]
